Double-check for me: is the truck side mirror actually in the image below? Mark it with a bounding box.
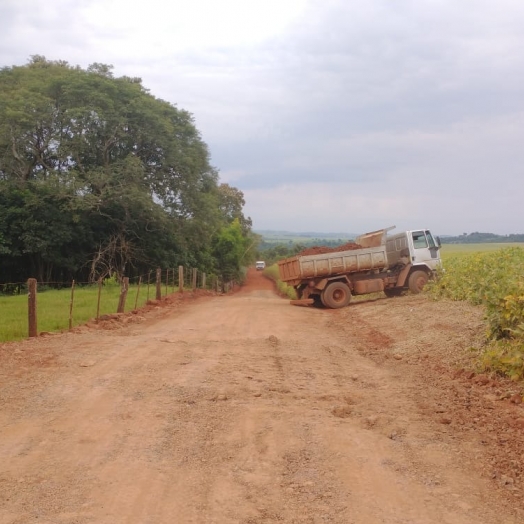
[436,236,441,247]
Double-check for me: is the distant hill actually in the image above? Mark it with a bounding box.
[255,230,524,245]
[441,232,524,244]
[255,230,357,252]
[255,230,359,239]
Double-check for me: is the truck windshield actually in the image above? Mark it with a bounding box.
[412,231,428,249]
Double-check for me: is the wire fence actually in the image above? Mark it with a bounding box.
[0,267,236,342]
[1,268,208,295]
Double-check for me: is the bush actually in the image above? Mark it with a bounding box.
[264,264,297,300]
[480,340,524,381]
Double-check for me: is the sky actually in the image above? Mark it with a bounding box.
[1,0,524,236]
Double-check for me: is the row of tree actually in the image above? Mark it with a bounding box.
[442,232,524,244]
[0,57,256,288]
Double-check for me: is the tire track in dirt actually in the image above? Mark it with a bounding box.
[309,304,521,523]
[0,270,522,523]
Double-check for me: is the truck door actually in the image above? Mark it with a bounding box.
[410,230,441,271]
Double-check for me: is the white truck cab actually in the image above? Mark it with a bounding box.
[255,261,266,271]
[386,229,442,273]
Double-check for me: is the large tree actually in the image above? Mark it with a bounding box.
[0,56,251,284]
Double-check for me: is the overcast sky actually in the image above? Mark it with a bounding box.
[1,0,524,235]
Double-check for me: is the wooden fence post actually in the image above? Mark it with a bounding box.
[69,280,76,330]
[96,278,102,323]
[156,268,162,300]
[165,269,169,296]
[147,271,151,301]
[117,277,129,313]
[179,266,184,293]
[28,278,37,337]
[202,272,206,289]
[134,276,142,310]
[172,268,175,293]
[192,268,197,291]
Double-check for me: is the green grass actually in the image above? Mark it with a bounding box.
[0,282,169,342]
[263,264,297,300]
[440,242,524,260]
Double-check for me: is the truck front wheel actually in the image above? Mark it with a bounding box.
[408,270,429,294]
[322,282,352,309]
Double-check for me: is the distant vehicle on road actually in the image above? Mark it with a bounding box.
[255,261,266,271]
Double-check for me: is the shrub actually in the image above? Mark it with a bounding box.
[480,340,524,381]
[264,264,297,300]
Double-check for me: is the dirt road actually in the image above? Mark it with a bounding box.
[1,269,523,523]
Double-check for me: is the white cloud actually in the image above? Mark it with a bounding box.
[82,0,309,54]
[1,0,524,233]
[245,174,523,236]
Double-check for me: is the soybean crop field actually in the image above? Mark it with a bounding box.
[429,245,524,380]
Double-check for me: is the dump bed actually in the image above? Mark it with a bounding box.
[278,244,388,283]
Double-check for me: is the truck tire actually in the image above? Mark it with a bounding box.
[322,282,352,309]
[408,270,429,294]
[312,294,323,307]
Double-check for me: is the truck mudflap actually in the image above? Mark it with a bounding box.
[290,298,315,307]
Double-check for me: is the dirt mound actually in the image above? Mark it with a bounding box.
[297,242,362,256]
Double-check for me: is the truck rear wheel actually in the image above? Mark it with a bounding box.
[322,282,351,309]
[408,270,429,294]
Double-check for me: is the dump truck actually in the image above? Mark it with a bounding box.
[277,226,441,308]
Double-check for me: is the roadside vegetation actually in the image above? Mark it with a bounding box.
[428,247,524,381]
[263,264,297,300]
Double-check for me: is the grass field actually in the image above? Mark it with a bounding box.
[0,283,167,342]
[440,242,524,260]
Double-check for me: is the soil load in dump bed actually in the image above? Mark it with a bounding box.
[297,242,362,256]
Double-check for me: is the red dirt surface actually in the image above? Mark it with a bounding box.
[0,268,523,523]
[297,242,362,256]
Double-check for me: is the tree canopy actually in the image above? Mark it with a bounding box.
[0,56,254,285]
